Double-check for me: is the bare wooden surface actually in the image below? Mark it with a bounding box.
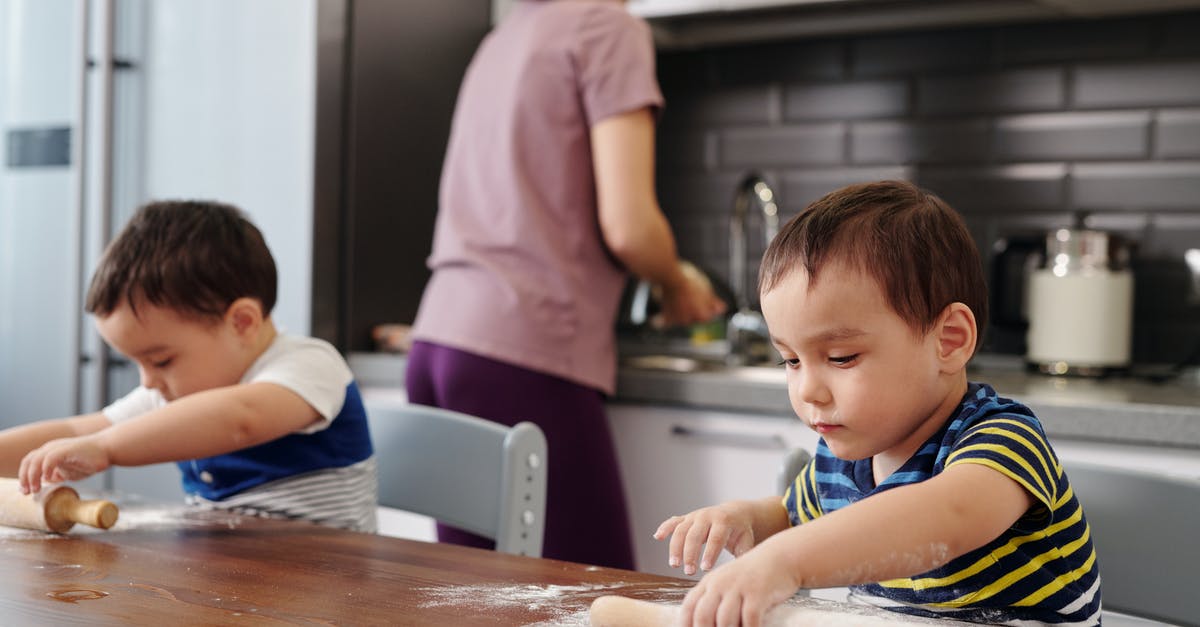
[0,503,693,626]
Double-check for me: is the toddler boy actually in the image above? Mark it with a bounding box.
[655,180,1100,625]
[0,200,377,532]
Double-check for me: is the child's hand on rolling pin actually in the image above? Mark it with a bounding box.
[677,539,801,627]
[17,435,112,494]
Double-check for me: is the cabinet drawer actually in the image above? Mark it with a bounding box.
[608,403,817,577]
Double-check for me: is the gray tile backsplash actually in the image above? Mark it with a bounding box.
[994,112,1150,161]
[1157,109,1200,158]
[850,119,992,164]
[653,10,1200,367]
[784,80,909,120]
[851,30,992,77]
[916,69,1065,116]
[1074,61,1200,108]
[1073,163,1200,210]
[720,124,844,168]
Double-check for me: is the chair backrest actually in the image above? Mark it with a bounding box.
[778,447,812,496]
[364,400,547,557]
[1066,460,1200,624]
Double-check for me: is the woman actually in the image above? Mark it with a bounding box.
[405,0,724,569]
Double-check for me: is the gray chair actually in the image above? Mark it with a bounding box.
[778,447,813,496]
[364,400,548,557]
[1066,460,1200,625]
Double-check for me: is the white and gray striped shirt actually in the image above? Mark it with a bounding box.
[186,455,378,533]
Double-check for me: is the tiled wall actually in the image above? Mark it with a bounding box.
[653,10,1200,366]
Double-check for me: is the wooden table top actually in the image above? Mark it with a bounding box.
[0,502,694,626]
[0,501,999,626]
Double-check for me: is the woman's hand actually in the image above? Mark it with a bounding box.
[655,261,726,328]
[17,435,111,493]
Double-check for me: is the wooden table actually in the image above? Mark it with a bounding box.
[0,502,1015,626]
[0,502,693,626]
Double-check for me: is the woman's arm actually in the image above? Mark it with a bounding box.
[591,108,724,326]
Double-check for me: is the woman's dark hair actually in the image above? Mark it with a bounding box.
[758,180,988,351]
[85,200,277,321]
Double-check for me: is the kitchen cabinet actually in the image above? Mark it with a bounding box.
[607,402,818,578]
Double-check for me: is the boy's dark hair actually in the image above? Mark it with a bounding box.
[758,180,987,351]
[85,200,277,321]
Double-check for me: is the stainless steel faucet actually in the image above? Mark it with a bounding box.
[726,172,779,365]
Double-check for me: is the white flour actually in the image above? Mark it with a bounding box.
[0,505,244,539]
[417,581,972,626]
[417,581,691,626]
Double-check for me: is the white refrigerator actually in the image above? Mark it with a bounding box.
[0,0,317,498]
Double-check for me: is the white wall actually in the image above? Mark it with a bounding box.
[140,0,316,335]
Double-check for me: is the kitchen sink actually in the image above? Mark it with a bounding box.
[620,353,786,385]
[621,354,723,373]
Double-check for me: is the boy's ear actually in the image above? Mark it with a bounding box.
[935,302,977,373]
[225,297,264,337]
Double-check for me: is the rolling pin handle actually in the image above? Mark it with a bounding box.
[69,498,119,529]
[45,487,120,532]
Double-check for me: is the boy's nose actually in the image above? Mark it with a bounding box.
[139,368,164,393]
[794,372,829,406]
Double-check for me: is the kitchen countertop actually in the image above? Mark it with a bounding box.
[348,351,1200,449]
[614,353,1200,449]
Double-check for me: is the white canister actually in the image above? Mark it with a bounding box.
[1025,229,1134,376]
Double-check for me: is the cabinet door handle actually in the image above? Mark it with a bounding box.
[669,425,787,450]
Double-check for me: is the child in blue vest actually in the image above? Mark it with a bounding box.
[655,180,1100,625]
[0,200,376,531]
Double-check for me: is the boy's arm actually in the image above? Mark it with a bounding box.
[19,382,321,492]
[764,463,1033,588]
[0,413,111,476]
[676,464,1034,627]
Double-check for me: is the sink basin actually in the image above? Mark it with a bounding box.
[620,354,786,384]
[621,354,720,373]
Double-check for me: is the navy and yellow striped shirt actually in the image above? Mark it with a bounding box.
[783,382,1102,625]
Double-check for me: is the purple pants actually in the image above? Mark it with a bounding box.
[403,341,635,570]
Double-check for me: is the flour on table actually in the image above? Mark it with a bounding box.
[418,581,974,627]
[0,526,66,540]
[0,505,245,539]
[416,581,690,626]
[112,504,246,528]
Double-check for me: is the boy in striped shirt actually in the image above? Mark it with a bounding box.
[655,180,1100,625]
[0,201,377,532]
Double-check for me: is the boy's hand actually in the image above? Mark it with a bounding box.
[677,541,800,627]
[17,435,111,494]
[654,501,760,576]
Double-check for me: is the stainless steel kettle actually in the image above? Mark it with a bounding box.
[1025,228,1134,376]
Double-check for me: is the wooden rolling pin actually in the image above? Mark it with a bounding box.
[0,478,118,533]
[590,595,676,626]
[589,595,913,626]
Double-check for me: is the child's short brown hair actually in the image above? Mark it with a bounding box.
[759,180,987,350]
[85,200,277,321]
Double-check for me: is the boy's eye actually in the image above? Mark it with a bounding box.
[152,358,173,369]
[777,358,800,369]
[829,354,859,365]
